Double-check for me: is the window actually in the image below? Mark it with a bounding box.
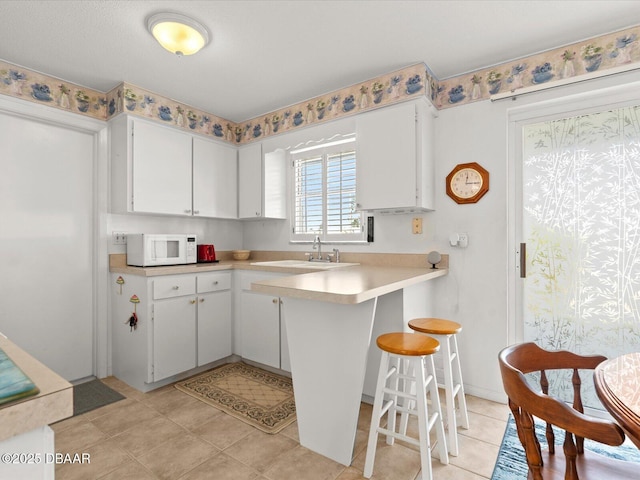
[291,136,364,242]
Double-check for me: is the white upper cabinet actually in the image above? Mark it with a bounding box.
[131,117,193,216]
[355,99,435,213]
[110,115,238,218]
[193,136,237,218]
[238,142,286,219]
[238,142,262,219]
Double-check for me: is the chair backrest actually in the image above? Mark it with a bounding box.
[499,342,627,480]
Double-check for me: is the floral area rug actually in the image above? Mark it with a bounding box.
[491,414,640,479]
[175,362,295,434]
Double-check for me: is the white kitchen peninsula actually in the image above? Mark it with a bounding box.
[250,265,447,466]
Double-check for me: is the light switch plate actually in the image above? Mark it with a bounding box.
[412,218,423,234]
[113,232,127,245]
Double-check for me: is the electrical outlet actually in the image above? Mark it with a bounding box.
[412,217,423,234]
[113,232,127,245]
[449,232,469,248]
[458,233,468,248]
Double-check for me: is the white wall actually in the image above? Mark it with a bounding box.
[107,214,243,254]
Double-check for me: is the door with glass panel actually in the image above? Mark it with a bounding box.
[519,104,640,408]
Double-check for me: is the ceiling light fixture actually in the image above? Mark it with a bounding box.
[146,12,210,57]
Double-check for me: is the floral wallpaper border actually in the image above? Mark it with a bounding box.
[1,60,108,119]
[432,24,640,109]
[105,82,238,142]
[235,63,428,145]
[2,23,639,145]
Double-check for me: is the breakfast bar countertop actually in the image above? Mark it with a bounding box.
[250,265,448,304]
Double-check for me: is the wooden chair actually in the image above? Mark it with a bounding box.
[498,342,637,480]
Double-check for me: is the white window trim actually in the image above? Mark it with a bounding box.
[289,134,365,244]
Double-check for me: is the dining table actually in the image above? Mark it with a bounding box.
[594,351,640,449]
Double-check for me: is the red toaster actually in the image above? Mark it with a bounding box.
[197,244,216,263]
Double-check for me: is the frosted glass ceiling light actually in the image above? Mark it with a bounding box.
[147,13,210,56]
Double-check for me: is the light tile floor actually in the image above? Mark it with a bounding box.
[52,376,510,480]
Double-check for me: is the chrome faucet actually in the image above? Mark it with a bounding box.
[312,235,322,261]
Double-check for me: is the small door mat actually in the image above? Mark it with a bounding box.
[73,379,125,416]
[175,362,296,434]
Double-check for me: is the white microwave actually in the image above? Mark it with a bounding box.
[126,234,197,267]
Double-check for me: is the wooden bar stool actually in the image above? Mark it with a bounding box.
[408,318,469,457]
[364,332,448,480]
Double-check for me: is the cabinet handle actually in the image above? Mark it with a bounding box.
[212,281,219,285]
[190,299,197,304]
[172,286,180,290]
[272,298,278,304]
[193,210,200,215]
[184,209,192,214]
[256,211,261,216]
[199,298,205,303]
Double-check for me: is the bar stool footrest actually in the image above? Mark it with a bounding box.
[376,428,420,448]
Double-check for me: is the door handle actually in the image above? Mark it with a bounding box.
[519,243,526,278]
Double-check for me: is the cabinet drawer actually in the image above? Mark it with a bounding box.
[153,276,196,300]
[197,272,231,293]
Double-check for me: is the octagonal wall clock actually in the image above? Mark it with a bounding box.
[446,162,490,204]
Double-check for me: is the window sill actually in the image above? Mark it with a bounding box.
[289,240,369,246]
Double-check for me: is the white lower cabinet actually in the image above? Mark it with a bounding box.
[111,271,232,391]
[240,292,281,368]
[235,271,290,372]
[153,293,197,381]
[197,273,232,366]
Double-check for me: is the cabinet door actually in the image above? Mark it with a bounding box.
[263,148,287,219]
[132,119,193,215]
[240,291,280,368]
[356,102,417,210]
[238,143,263,218]
[153,296,196,381]
[193,137,238,218]
[197,290,232,366]
[279,298,291,372]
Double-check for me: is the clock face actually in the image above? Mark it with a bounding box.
[445,162,489,204]
[450,168,484,199]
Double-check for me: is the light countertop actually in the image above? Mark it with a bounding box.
[109,252,449,304]
[109,251,449,277]
[0,334,73,442]
[251,265,447,304]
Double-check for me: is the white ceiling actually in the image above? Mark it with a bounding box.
[2,1,640,122]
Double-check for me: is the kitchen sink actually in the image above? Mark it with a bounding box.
[250,260,359,269]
